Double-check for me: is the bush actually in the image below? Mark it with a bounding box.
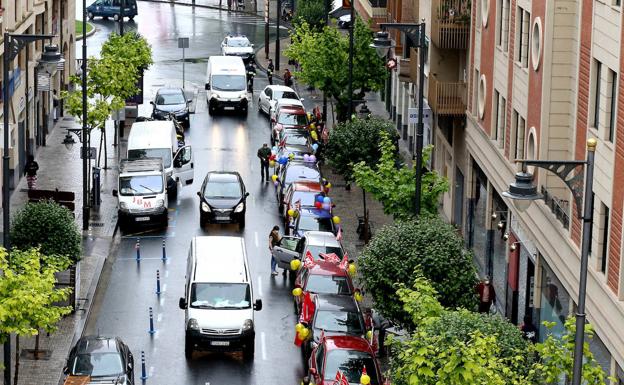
[294,0,326,29]
[11,201,81,263]
[359,218,478,327]
[326,117,399,182]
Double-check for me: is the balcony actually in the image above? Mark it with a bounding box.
[428,75,466,116]
[431,0,470,50]
[360,0,387,21]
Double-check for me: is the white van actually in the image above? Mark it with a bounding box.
[127,120,194,198]
[205,56,248,116]
[179,236,262,360]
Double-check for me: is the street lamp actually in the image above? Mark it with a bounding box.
[62,128,85,150]
[371,22,426,217]
[502,138,597,385]
[3,32,61,385]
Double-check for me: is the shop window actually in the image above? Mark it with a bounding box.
[538,258,570,340]
[587,331,611,380]
[471,163,489,275]
[616,361,624,384]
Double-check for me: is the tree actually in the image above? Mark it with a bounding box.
[353,131,449,218]
[285,20,386,121]
[326,117,399,182]
[100,32,153,72]
[359,218,478,327]
[0,248,72,384]
[293,0,326,29]
[11,201,82,263]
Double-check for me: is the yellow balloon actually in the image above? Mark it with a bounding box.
[300,327,310,338]
[292,287,303,297]
[326,182,332,189]
[295,323,304,333]
[289,153,295,159]
[269,160,276,167]
[332,216,341,224]
[271,174,278,182]
[360,373,371,385]
[292,210,299,217]
[288,209,295,217]
[355,291,363,302]
[311,131,318,140]
[290,259,301,271]
[366,330,373,340]
[348,263,357,276]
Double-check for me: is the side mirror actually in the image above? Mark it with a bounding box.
[197,191,202,197]
[150,101,155,106]
[112,189,118,196]
[245,192,250,197]
[187,99,193,104]
[300,98,305,102]
[63,366,69,375]
[254,299,263,311]
[179,297,187,309]
[205,83,210,90]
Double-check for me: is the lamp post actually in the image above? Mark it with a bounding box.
[371,22,426,216]
[502,138,597,385]
[346,0,355,120]
[3,32,61,385]
[82,0,90,231]
[275,0,281,71]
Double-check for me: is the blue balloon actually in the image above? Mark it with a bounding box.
[312,143,319,151]
[316,195,324,203]
[323,197,331,204]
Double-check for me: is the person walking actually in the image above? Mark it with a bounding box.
[269,225,282,276]
[284,68,293,87]
[475,276,496,313]
[24,155,39,190]
[267,59,274,85]
[257,143,271,182]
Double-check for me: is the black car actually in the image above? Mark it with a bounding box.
[151,87,191,127]
[198,171,249,229]
[65,336,134,385]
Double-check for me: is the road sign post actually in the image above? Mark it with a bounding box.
[178,37,190,89]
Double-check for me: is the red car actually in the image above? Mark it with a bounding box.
[280,180,324,216]
[293,258,355,315]
[307,335,382,385]
[271,107,309,145]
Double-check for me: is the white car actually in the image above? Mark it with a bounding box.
[258,85,301,116]
[221,35,254,62]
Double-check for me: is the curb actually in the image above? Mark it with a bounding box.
[76,22,97,41]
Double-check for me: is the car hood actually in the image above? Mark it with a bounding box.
[204,197,242,209]
[223,46,253,55]
[154,103,186,113]
[188,307,253,329]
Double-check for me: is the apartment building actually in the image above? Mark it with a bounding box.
[0,0,75,196]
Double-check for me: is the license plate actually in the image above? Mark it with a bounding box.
[211,341,230,346]
[216,215,229,220]
[135,217,150,222]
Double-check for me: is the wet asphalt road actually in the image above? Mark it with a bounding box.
[81,3,307,384]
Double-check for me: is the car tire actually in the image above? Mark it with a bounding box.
[199,212,207,227]
[208,101,217,116]
[129,15,135,20]
[243,340,255,361]
[168,185,178,200]
[87,12,94,20]
[162,213,169,229]
[257,99,262,113]
[184,337,194,360]
[113,13,120,21]
[239,216,246,230]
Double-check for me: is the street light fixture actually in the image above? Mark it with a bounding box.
[502,138,597,385]
[62,128,84,151]
[3,31,60,385]
[370,22,426,217]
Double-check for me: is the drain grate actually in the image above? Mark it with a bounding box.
[90,222,105,227]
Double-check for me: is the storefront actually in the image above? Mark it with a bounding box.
[490,191,508,314]
[469,160,488,275]
[537,257,571,340]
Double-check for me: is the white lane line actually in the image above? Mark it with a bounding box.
[261,332,267,360]
[162,284,167,293]
[257,276,263,296]
[157,314,163,322]
[165,271,170,278]
[159,297,165,306]
[254,231,259,247]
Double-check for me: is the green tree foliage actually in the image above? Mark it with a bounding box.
[352,131,449,218]
[100,32,153,71]
[293,0,326,29]
[326,117,399,182]
[396,272,444,328]
[359,218,478,327]
[285,20,386,121]
[11,201,82,263]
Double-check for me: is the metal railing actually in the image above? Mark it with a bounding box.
[431,0,470,49]
[428,74,466,116]
[541,186,570,229]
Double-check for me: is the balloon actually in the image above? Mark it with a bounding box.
[309,155,316,163]
[269,160,276,167]
[269,154,276,160]
[312,143,319,151]
[311,131,318,140]
[288,153,295,159]
[360,373,371,385]
[272,146,278,152]
[326,182,332,189]
[354,291,363,302]
[315,201,322,209]
[316,195,324,203]
[366,330,373,341]
[322,203,331,211]
[323,197,331,204]
[288,209,295,217]
[271,175,278,182]
[292,287,303,296]
[280,157,288,165]
[303,154,310,162]
[292,210,299,218]
[274,181,279,187]
[300,328,310,339]
[332,216,341,224]
[295,323,304,333]
[348,263,356,276]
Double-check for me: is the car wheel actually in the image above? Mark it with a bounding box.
[243,340,255,361]
[239,216,246,230]
[184,337,194,360]
[162,213,169,229]
[208,101,217,116]
[168,185,178,200]
[199,212,207,227]
[113,13,120,21]
[257,99,262,113]
[129,15,135,20]
[87,12,94,20]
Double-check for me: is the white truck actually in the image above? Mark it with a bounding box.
[114,158,169,231]
[205,55,248,116]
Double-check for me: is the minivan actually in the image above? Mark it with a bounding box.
[205,56,248,116]
[179,236,262,360]
[86,0,137,20]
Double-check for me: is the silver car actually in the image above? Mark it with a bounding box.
[271,231,345,270]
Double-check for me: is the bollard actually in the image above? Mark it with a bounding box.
[156,270,161,295]
[140,351,148,380]
[148,307,156,335]
[136,238,141,262]
[161,238,167,261]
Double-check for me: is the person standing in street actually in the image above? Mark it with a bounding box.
[269,225,282,276]
[475,276,496,313]
[257,143,271,182]
[267,59,274,85]
[24,155,39,190]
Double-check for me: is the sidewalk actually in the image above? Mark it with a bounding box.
[0,116,121,385]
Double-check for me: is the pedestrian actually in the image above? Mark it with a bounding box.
[53,89,60,121]
[246,62,256,92]
[257,143,271,182]
[520,315,538,343]
[284,68,293,87]
[475,276,495,313]
[24,155,39,190]
[269,225,282,276]
[267,59,274,85]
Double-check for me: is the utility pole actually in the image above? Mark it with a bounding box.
[119,0,125,35]
[275,0,281,70]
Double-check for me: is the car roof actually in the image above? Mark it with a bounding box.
[206,171,240,183]
[323,335,373,353]
[156,87,183,95]
[291,181,323,191]
[304,231,341,246]
[75,336,122,354]
[314,293,359,312]
[276,98,304,108]
[300,207,332,218]
[279,145,310,154]
[278,107,307,116]
[266,85,296,92]
[308,260,349,276]
[284,129,308,137]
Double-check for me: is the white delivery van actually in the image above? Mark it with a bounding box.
[179,236,262,360]
[113,158,168,231]
[127,120,194,198]
[205,56,248,116]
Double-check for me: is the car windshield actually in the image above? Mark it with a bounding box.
[190,283,251,309]
[128,148,172,168]
[204,181,241,199]
[228,38,250,47]
[155,92,185,105]
[298,216,333,233]
[307,245,344,259]
[119,175,163,196]
[278,113,308,126]
[314,310,364,335]
[211,74,246,92]
[72,352,124,377]
[324,350,379,385]
[285,134,308,146]
[284,167,320,184]
[274,91,299,100]
[292,191,318,206]
[305,275,351,295]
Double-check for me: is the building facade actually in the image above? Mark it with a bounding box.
[0,0,75,197]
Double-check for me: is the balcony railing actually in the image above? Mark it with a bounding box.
[431,0,470,49]
[428,75,466,116]
[361,0,387,19]
[541,186,570,229]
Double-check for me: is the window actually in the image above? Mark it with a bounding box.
[600,203,610,274]
[516,7,530,67]
[473,69,480,116]
[593,59,603,129]
[496,0,510,51]
[608,69,617,142]
[493,89,499,140]
[511,110,525,159]
[492,89,506,148]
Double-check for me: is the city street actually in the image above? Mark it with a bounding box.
[81,3,307,384]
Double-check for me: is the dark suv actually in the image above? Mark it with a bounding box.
[198,171,249,229]
[86,0,137,20]
[64,336,134,385]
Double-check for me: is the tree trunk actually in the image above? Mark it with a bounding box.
[13,335,19,385]
[103,126,108,169]
[34,332,40,359]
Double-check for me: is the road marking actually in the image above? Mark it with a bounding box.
[254,231,258,247]
[165,271,170,278]
[159,297,165,306]
[257,276,263,296]
[162,284,167,294]
[149,366,155,377]
[157,313,163,322]
[261,332,267,360]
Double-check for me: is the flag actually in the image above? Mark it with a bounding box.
[336,226,343,242]
[303,250,316,268]
[300,292,315,323]
[339,254,349,270]
[333,370,349,385]
[279,135,287,148]
[320,253,341,264]
[294,198,302,211]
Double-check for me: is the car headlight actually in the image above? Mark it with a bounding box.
[120,202,128,210]
[188,318,199,331]
[234,202,245,213]
[156,199,165,208]
[242,319,254,331]
[201,202,211,212]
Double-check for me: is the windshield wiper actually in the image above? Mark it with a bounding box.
[139,184,156,193]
